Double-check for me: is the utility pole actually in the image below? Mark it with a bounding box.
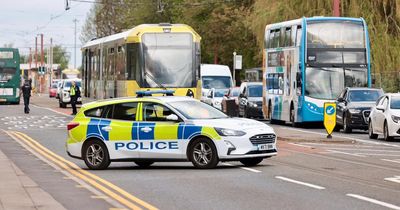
[50,38,53,81]
[40,34,44,67]
[73,18,78,69]
[35,37,38,68]
[333,0,340,17]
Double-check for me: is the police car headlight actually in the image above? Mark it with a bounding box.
[349,108,361,114]
[215,128,246,136]
[391,115,400,123]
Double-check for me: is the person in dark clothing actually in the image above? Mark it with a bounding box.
[69,81,81,115]
[21,79,32,114]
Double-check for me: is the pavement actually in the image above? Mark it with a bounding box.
[0,146,65,210]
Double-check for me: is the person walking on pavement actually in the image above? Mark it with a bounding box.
[21,79,32,114]
[69,81,81,115]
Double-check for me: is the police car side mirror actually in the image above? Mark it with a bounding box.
[376,105,385,112]
[166,114,179,121]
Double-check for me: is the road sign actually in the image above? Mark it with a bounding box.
[323,102,336,138]
[235,55,242,70]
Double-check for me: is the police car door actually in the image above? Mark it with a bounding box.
[138,102,182,159]
[107,102,140,159]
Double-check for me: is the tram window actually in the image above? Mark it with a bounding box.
[117,46,122,53]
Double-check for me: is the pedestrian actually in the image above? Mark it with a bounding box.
[21,79,32,114]
[69,81,81,115]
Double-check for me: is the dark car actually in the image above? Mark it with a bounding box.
[221,87,240,116]
[238,82,263,118]
[336,87,384,133]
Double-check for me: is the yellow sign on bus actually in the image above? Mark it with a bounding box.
[323,102,337,138]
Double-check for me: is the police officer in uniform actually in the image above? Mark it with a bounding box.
[21,79,32,114]
[69,81,81,115]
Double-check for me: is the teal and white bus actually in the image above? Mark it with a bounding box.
[262,17,371,124]
[0,48,21,104]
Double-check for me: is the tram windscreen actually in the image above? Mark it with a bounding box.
[142,33,194,88]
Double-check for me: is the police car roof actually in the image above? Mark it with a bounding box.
[82,96,196,110]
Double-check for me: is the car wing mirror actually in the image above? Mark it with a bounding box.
[166,114,179,121]
[376,105,385,112]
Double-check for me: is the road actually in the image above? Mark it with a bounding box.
[1,95,400,210]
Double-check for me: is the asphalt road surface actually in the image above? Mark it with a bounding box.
[1,97,400,210]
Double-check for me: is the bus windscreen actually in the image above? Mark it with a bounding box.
[0,68,16,81]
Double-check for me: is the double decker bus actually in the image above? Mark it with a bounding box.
[0,48,21,104]
[263,17,371,124]
[82,23,201,99]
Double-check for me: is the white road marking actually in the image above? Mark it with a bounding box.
[384,176,400,184]
[222,163,262,173]
[288,143,314,148]
[31,104,71,117]
[355,153,400,157]
[280,127,400,148]
[382,159,400,164]
[326,149,366,157]
[346,194,400,210]
[275,176,325,190]
[326,148,400,153]
[302,142,379,148]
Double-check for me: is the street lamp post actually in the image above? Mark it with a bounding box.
[233,51,237,86]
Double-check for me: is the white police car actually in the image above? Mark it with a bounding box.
[66,91,277,169]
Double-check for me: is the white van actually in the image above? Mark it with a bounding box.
[200,64,233,109]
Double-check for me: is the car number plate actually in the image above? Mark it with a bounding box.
[258,144,273,151]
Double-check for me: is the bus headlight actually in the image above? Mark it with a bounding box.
[15,88,19,96]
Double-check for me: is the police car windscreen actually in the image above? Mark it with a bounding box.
[142,33,194,88]
[169,100,228,120]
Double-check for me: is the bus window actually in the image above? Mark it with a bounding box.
[273,30,280,48]
[291,26,297,47]
[296,26,302,47]
[280,28,285,48]
[269,30,275,48]
[285,27,292,47]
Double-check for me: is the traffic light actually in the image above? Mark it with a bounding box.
[38,66,46,75]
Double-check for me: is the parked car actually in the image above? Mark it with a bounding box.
[369,93,400,141]
[49,80,59,98]
[59,79,82,108]
[221,87,240,116]
[56,80,63,99]
[238,82,263,118]
[203,88,228,110]
[336,87,383,133]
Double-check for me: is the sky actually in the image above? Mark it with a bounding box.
[0,0,92,69]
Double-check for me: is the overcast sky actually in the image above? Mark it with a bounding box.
[0,0,92,69]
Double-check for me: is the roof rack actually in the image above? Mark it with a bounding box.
[136,90,175,97]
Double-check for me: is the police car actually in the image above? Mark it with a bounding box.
[66,91,277,169]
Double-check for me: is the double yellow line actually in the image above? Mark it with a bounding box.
[5,130,158,210]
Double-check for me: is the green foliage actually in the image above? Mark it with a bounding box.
[82,0,400,90]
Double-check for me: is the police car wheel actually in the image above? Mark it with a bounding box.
[83,140,110,170]
[239,157,263,167]
[188,138,218,169]
[134,161,154,168]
